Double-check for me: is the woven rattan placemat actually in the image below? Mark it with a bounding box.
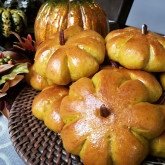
[8,85,165,165]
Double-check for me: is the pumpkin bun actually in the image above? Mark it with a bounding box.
[25,64,52,91]
[34,25,105,85]
[159,72,165,90]
[60,66,165,165]
[150,107,165,158]
[32,85,68,133]
[105,26,165,72]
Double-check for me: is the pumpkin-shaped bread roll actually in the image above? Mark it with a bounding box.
[32,85,68,133]
[150,106,165,158]
[25,65,52,91]
[105,26,165,72]
[159,72,165,90]
[60,66,165,165]
[34,25,105,85]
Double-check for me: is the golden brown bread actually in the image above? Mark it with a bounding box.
[159,72,165,90]
[60,66,165,165]
[105,27,165,72]
[34,25,105,85]
[150,106,165,158]
[25,65,51,90]
[150,130,165,158]
[32,85,68,133]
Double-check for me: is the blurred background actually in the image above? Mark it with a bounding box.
[97,0,165,35]
[1,0,165,35]
[126,0,165,35]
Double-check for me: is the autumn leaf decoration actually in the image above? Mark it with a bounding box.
[0,62,29,118]
[9,31,36,61]
[0,32,36,116]
[0,63,29,97]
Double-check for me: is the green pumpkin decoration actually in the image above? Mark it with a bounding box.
[0,7,27,37]
[2,0,45,26]
[34,0,108,44]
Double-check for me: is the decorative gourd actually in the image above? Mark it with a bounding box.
[105,25,165,72]
[34,25,105,85]
[0,7,27,37]
[60,66,165,165]
[2,0,45,26]
[34,0,108,44]
[25,64,52,91]
[32,85,68,133]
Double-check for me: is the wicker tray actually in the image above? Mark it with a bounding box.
[8,85,165,165]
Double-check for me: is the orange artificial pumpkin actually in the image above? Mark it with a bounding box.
[34,25,105,85]
[105,26,165,72]
[34,0,108,44]
[60,66,165,165]
[32,85,68,133]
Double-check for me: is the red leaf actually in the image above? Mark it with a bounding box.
[17,42,34,51]
[0,52,4,58]
[27,34,33,43]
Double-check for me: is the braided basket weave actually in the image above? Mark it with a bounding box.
[8,85,165,165]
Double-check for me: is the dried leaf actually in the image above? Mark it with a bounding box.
[2,50,22,60]
[13,45,25,51]
[9,31,23,43]
[17,42,34,51]
[8,75,24,87]
[0,64,14,73]
[10,32,35,53]
[15,59,31,65]
[0,62,29,85]
[0,82,10,93]
[0,92,7,98]
[0,100,5,111]
[0,75,24,98]
[0,101,9,119]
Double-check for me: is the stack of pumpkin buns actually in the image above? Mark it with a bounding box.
[25,1,165,165]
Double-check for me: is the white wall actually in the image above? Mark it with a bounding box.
[126,0,165,35]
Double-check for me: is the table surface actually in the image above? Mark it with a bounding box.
[0,114,24,165]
